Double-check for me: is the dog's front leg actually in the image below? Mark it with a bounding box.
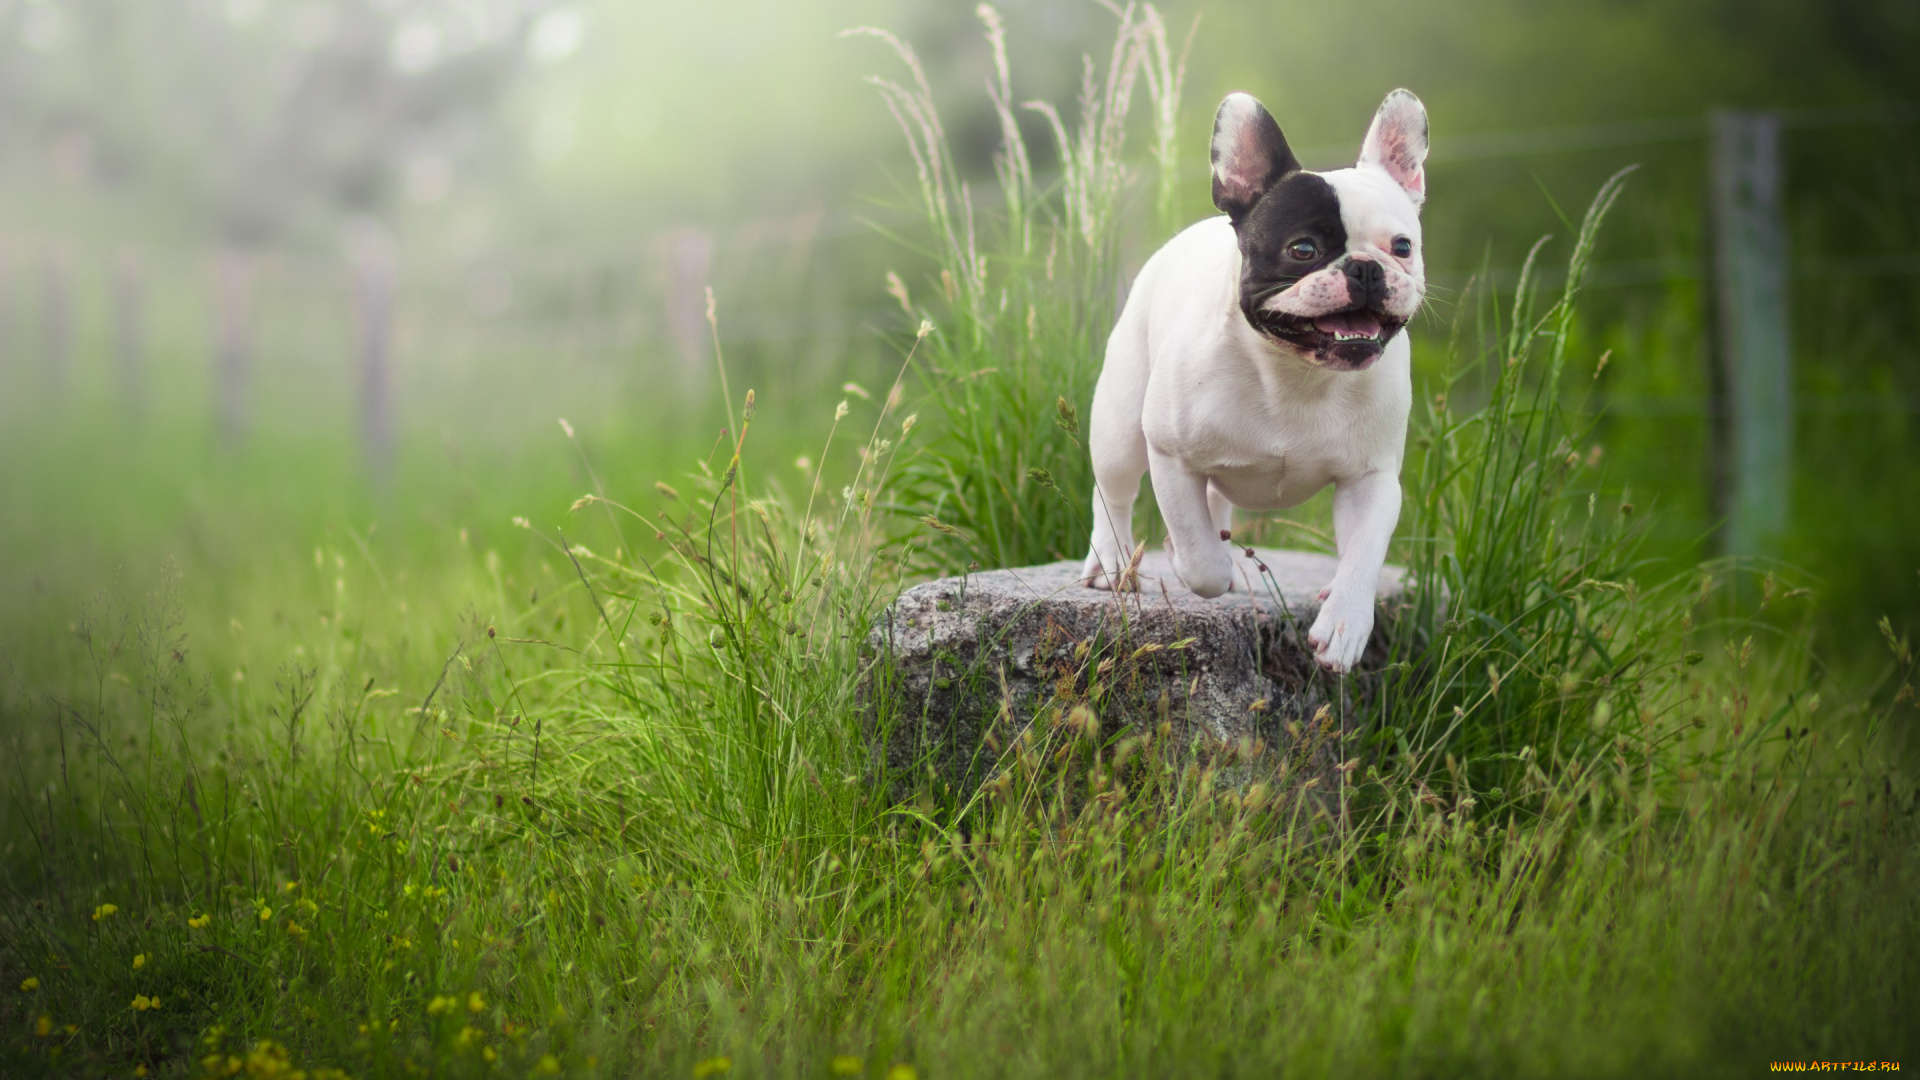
[1149,448,1233,598]
[1309,470,1402,672]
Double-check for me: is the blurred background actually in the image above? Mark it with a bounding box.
[1,0,1917,657]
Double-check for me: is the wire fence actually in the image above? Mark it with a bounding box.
[0,102,1914,486]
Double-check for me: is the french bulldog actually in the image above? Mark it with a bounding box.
[1080,89,1428,673]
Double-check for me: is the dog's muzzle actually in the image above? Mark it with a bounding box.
[1345,258,1388,310]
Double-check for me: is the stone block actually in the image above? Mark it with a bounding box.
[863,548,1407,787]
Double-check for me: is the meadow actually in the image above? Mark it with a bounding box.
[3,9,1919,1079]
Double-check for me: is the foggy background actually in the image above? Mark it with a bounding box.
[2,0,1917,642]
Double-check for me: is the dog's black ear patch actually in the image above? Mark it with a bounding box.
[1211,93,1301,226]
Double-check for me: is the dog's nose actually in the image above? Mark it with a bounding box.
[1344,258,1387,308]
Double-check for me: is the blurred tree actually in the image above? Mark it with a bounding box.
[0,0,543,245]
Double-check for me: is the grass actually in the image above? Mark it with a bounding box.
[3,7,1919,1078]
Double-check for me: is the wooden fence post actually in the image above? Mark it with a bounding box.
[214,249,254,441]
[666,227,712,383]
[0,240,12,375]
[44,246,71,391]
[1709,110,1792,559]
[352,227,397,482]
[114,249,144,419]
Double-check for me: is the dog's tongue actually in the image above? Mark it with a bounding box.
[1314,311,1384,338]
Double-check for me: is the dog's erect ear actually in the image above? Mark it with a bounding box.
[1358,89,1429,205]
[1211,93,1300,226]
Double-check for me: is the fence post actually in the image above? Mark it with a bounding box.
[351,226,397,483]
[114,248,144,420]
[44,245,71,391]
[214,249,254,441]
[1708,110,1792,559]
[666,227,713,383]
[0,240,11,375]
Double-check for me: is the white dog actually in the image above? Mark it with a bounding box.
[1080,89,1428,673]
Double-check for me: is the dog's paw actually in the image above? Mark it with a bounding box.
[1080,552,1137,592]
[1081,552,1117,590]
[1174,548,1234,599]
[1307,594,1375,674]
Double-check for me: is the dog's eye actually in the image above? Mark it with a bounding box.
[1286,239,1319,261]
[1391,236,1414,258]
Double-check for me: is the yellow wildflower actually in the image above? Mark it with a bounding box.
[286,921,308,942]
[133,954,147,970]
[467,991,485,1013]
[244,1042,292,1075]
[19,977,38,992]
[693,1056,732,1079]
[187,914,210,929]
[482,1046,497,1063]
[830,1056,863,1076]
[257,906,273,922]
[92,903,119,921]
[284,881,300,892]
[131,994,160,1011]
[135,1066,148,1077]
[535,1054,562,1074]
[426,995,458,1016]
[886,1066,917,1080]
[35,1015,51,1037]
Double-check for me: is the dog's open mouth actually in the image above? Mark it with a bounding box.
[1251,306,1407,369]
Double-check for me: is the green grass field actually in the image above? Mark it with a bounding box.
[4,16,1919,1080]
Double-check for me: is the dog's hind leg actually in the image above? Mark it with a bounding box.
[1206,480,1234,539]
[1151,448,1233,598]
[1205,481,1243,591]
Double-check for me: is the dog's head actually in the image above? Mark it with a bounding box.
[1212,90,1428,371]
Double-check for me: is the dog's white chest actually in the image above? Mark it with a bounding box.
[1138,298,1411,512]
[1203,448,1345,512]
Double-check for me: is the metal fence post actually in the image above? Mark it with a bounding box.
[1709,110,1792,559]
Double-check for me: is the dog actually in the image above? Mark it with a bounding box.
[1079,89,1428,674]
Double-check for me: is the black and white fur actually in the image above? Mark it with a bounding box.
[1080,89,1429,673]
